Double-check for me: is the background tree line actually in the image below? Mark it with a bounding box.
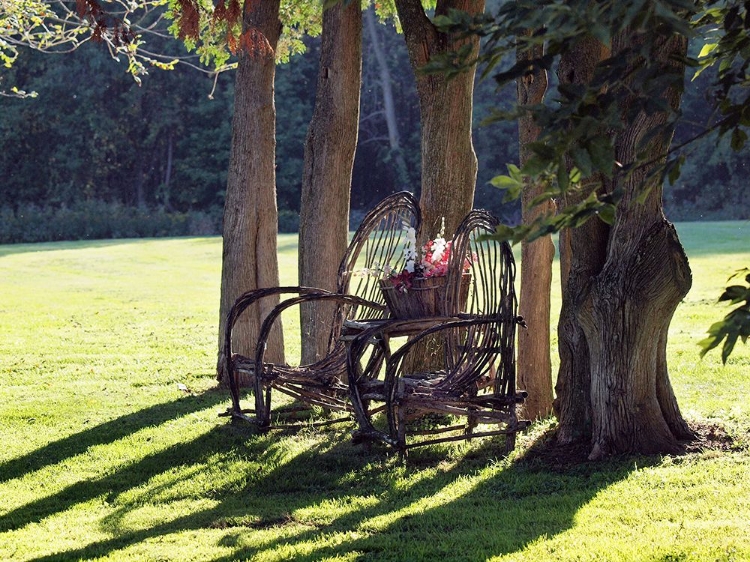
[2,6,742,245]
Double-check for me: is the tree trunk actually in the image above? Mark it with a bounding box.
[516,33,555,420]
[363,6,409,187]
[298,0,362,364]
[216,0,284,383]
[394,0,484,237]
[582,29,693,458]
[553,36,611,445]
[393,0,483,374]
[555,29,694,458]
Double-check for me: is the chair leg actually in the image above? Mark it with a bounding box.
[396,404,407,450]
[254,377,271,429]
[229,367,243,416]
[387,378,408,451]
[467,409,478,440]
[504,431,516,453]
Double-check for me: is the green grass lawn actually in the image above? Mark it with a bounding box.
[1,223,749,561]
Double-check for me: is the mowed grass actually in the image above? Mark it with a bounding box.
[0,223,749,562]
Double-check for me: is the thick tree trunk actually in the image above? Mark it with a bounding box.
[394,0,483,237]
[393,0,483,374]
[299,0,362,364]
[580,219,692,458]
[582,31,693,459]
[216,0,283,383]
[555,29,693,458]
[554,36,610,444]
[516,34,555,420]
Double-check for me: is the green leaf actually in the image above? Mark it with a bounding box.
[587,136,615,178]
[731,127,748,151]
[506,163,522,182]
[489,175,523,203]
[571,147,593,177]
[698,42,718,58]
[597,203,616,225]
[719,285,750,304]
[489,175,521,189]
[488,224,516,243]
[667,155,685,185]
[569,167,582,184]
[722,332,739,364]
[521,156,550,178]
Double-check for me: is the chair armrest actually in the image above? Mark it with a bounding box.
[224,286,334,368]
[253,292,388,370]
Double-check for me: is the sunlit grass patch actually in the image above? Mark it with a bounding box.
[1,225,749,561]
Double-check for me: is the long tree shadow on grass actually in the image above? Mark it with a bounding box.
[0,389,227,484]
[16,424,645,562]
[207,437,646,561]
[0,415,278,535]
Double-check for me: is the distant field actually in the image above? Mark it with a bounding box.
[0,222,748,562]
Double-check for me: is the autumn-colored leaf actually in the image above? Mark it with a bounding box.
[176,0,200,40]
[213,0,227,22]
[227,0,242,27]
[227,31,238,55]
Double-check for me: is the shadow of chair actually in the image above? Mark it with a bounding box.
[224,191,421,428]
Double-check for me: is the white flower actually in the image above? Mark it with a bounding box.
[431,236,447,264]
[403,224,417,273]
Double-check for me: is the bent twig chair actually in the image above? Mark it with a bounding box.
[347,209,529,451]
[225,191,421,428]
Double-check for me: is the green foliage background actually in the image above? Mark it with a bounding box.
[0,8,748,243]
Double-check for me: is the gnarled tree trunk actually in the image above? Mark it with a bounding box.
[554,36,610,443]
[216,0,284,383]
[582,30,693,459]
[555,29,694,458]
[299,0,362,364]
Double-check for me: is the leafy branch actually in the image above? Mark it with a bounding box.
[700,270,750,363]
[425,0,750,362]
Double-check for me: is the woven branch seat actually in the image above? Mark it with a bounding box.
[346,210,530,452]
[224,191,422,429]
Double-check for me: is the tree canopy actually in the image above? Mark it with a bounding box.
[426,0,750,362]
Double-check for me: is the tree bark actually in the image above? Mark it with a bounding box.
[554,36,610,444]
[516,33,555,420]
[393,0,483,374]
[216,0,284,383]
[582,29,693,458]
[298,0,362,364]
[394,0,484,238]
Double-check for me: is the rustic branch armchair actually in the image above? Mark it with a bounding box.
[225,191,421,428]
[347,210,529,451]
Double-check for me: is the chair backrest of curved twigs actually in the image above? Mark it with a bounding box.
[439,210,518,394]
[335,191,422,326]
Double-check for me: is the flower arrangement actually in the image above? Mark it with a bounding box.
[369,219,476,318]
[388,219,453,293]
